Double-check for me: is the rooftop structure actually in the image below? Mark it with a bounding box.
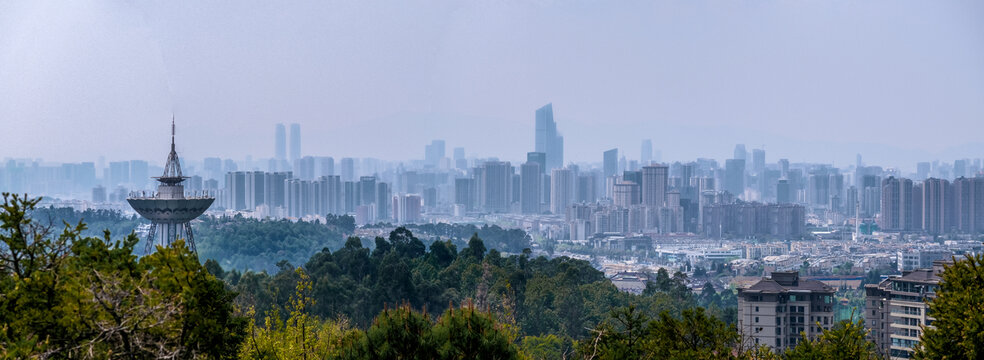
[127,120,214,253]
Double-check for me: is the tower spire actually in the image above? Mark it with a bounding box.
[158,116,185,183]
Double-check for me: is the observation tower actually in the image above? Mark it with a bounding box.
[127,120,213,253]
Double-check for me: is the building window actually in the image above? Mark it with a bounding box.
[755,317,759,323]
[755,306,759,312]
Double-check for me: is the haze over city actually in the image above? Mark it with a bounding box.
[2,0,983,169]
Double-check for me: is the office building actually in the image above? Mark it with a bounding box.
[603,149,618,177]
[725,159,745,197]
[535,103,564,170]
[425,140,446,167]
[289,123,301,163]
[275,124,287,162]
[752,149,765,174]
[520,162,542,214]
[738,271,835,352]
[455,178,476,211]
[641,139,653,165]
[734,144,747,161]
[527,152,546,175]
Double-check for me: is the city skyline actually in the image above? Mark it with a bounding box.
[1,1,982,167]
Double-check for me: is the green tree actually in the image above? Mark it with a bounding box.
[240,268,351,359]
[914,253,984,359]
[784,316,879,360]
[0,193,247,359]
[429,303,521,360]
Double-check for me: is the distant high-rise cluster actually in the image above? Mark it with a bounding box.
[879,176,984,234]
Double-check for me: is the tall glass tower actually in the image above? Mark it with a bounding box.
[535,103,564,171]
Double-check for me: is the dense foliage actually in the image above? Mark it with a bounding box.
[0,194,247,358]
[30,205,145,241]
[224,227,724,340]
[377,222,533,254]
[195,215,349,273]
[915,252,984,359]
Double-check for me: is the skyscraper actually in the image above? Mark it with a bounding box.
[752,149,765,174]
[425,140,446,167]
[921,178,952,235]
[953,177,984,233]
[733,144,747,161]
[641,139,653,165]
[481,161,512,213]
[641,165,668,207]
[725,159,745,197]
[527,152,546,175]
[275,123,287,162]
[879,177,914,231]
[340,158,355,182]
[520,162,542,214]
[535,103,564,170]
[603,149,618,177]
[550,168,574,215]
[289,123,301,163]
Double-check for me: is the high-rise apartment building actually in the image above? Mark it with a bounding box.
[551,168,574,215]
[340,158,355,182]
[275,124,287,162]
[725,159,745,197]
[454,178,476,211]
[752,149,765,174]
[612,181,641,208]
[865,261,946,359]
[520,162,542,214]
[738,271,835,352]
[641,139,653,165]
[534,104,564,170]
[289,123,301,163]
[920,178,953,235]
[641,165,668,207]
[393,194,422,223]
[481,161,512,213]
[953,177,984,233]
[576,173,597,204]
[880,177,914,231]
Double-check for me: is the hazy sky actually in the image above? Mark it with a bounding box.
[1,1,982,170]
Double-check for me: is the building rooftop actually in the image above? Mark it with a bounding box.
[742,271,833,294]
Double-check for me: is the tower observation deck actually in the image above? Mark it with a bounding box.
[127,120,214,253]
